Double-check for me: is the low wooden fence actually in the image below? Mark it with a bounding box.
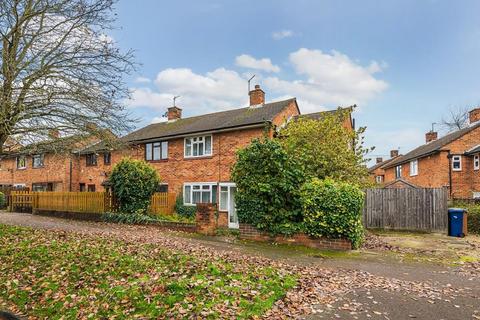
[150,192,176,215]
[363,188,448,232]
[9,191,176,215]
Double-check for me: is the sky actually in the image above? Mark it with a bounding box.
[110,0,480,163]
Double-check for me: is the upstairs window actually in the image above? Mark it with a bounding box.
[375,175,384,184]
[395,165,402,179]
[86,153,97,166]
[104,152,111,165]
[474,154,480,171]
[410,159,418,176]
[184,135,212,158]
[452,155,462,171]
[16,156,26,169]
[32,154,44,168]
[145,141,168,161]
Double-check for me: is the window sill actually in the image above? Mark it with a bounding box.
[146,159,169,163]
[86,164,98,167]
[32,166,45,169]
[410,174,418,177]
[17,167,27,170]
[452,169,462,172]
[183,156,213,160]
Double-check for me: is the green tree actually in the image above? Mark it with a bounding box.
[231,138,305,235]
[109,158,160,213]
[278,108,372,186]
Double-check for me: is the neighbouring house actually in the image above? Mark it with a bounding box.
[0,85,355,227]
[380,107,480,199]
[368,149,401,185]
[0,135,102,191]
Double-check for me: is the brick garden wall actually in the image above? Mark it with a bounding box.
[239,224,352,251]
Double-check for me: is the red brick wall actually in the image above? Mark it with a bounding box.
[239,224,352,250]
[383,126,480,198]
[0,153,74,190]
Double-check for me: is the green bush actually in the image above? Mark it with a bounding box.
[300,178,365,249]
[0,192,5,209]
[231,138,305,236]
[103,211,158,224]
[109,158,160,213]
[174,192,197,219]
[451,201,480,234]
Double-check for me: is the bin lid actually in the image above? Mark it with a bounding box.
[448,208,466,214]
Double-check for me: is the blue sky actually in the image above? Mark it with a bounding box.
[111,0,480,162]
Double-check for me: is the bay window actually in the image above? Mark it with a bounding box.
[184,135,212,158]
[183,183,217,205]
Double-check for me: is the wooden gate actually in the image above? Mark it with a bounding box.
[363,188,448,232]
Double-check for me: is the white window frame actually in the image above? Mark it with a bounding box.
[219,182,236,211]
[375,175,383,184]
[184,135,212,158]
[16,156,26,169]
[32,154,45,168]
[395,165,402,179]
[474,154,480,171]
[183,182,217,205]
[452,155,462,171]
[409,159,418,176]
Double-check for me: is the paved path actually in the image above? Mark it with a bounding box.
[1,212,479,320]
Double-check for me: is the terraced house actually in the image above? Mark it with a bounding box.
[375,107,480,199]
[0,86,353,227]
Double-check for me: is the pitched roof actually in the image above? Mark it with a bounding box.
[384,122,480,169]
[383,178,419,189]
[465,144,480,155]
[368,156,400,172]
[122,98,297,142]
[294,106,352,121]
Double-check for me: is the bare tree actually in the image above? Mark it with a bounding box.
[0,0,136,153]
[441,106,469,132]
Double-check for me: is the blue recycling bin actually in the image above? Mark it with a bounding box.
[448,208,467,237]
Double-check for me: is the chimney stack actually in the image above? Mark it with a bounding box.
[167,106,182,121]
[425,131,438,143]
[390,150,399,158]
[249,84,265,106]
[376,157,383,164]
[469,107,480,124]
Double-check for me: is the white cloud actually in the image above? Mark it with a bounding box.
[272,30,294,40]
[235,54,280,73]
[264,48,388,113]
[127,48,387,117]
[151,116,167,124]
[134,76,151,83]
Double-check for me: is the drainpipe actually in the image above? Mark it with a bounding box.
[69,158,73,192]
[447,151,452,197]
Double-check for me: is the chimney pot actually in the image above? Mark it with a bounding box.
[249,84,265,106]
[376,157,383,164]
[167,106,182,121]
[469,108,480,124]
[390,150,399,158]
[425,131,438,143]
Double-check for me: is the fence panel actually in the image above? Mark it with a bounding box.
[363,188,448,232]
[149,193,176,215]
[9,191,34,211]
[34,192,106,213]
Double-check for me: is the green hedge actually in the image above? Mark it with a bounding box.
[174,193,196,219]
[300,178,365,249]
[450,201,480,234]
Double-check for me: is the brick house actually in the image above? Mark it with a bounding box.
[368,150,401,184]
[379,108,480,198]
[0,85,354,227]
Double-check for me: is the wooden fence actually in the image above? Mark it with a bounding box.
[150,192,176,215]
[9,191,176,215]
[363,188,448,232]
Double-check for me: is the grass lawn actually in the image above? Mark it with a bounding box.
[0,224,296,319]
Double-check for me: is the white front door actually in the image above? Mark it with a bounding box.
[220,183,239,229]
